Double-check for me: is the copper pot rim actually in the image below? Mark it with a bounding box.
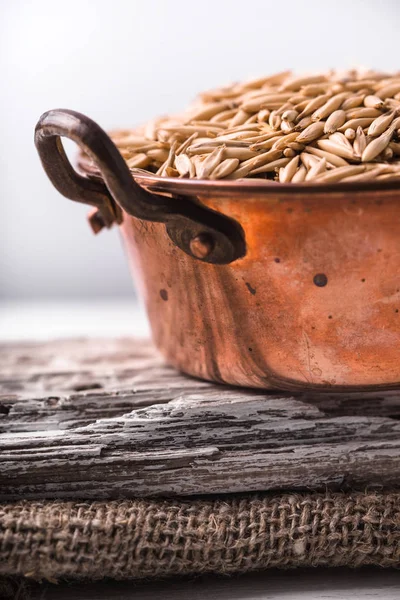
[138,173,400,197]
[78,157,400,199]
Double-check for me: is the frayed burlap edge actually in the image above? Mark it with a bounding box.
[0,491,399,581]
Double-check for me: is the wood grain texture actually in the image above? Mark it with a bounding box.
[0,338,399,500]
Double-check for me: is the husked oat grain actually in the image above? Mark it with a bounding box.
[103,69,400,183]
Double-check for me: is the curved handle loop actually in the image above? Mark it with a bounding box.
[34,109,246,264]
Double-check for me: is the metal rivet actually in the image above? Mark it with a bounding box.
[313,273,328,287]
[189,233,214,260]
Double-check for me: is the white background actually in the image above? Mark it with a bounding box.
[1,0,400,300]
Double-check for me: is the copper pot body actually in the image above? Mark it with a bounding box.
[34,109,400,391]
[120,185,400,391]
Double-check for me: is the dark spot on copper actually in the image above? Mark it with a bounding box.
[361,278,366,282]
[274,257,281,263]
[248,347,253,352]
[245,282,256,295]
[396,309,399,314]
[160,289,168,301]
[313,273,328,287]
[377,248,382,253]
[287,207,293,213]
[328,315,333,319]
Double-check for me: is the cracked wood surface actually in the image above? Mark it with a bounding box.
[0,338,399,499]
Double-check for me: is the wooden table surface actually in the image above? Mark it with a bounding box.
[1,301,399,598]
[1,335,399,500]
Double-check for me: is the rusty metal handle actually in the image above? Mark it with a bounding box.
[34,109,246,264]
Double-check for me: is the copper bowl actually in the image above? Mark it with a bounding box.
[35,109,400,391]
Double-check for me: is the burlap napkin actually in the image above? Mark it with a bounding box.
[1,491,398,581]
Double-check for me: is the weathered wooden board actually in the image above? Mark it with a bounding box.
[0,338,399,499]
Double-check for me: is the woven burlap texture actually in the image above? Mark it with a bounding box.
[1,492,399,580]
